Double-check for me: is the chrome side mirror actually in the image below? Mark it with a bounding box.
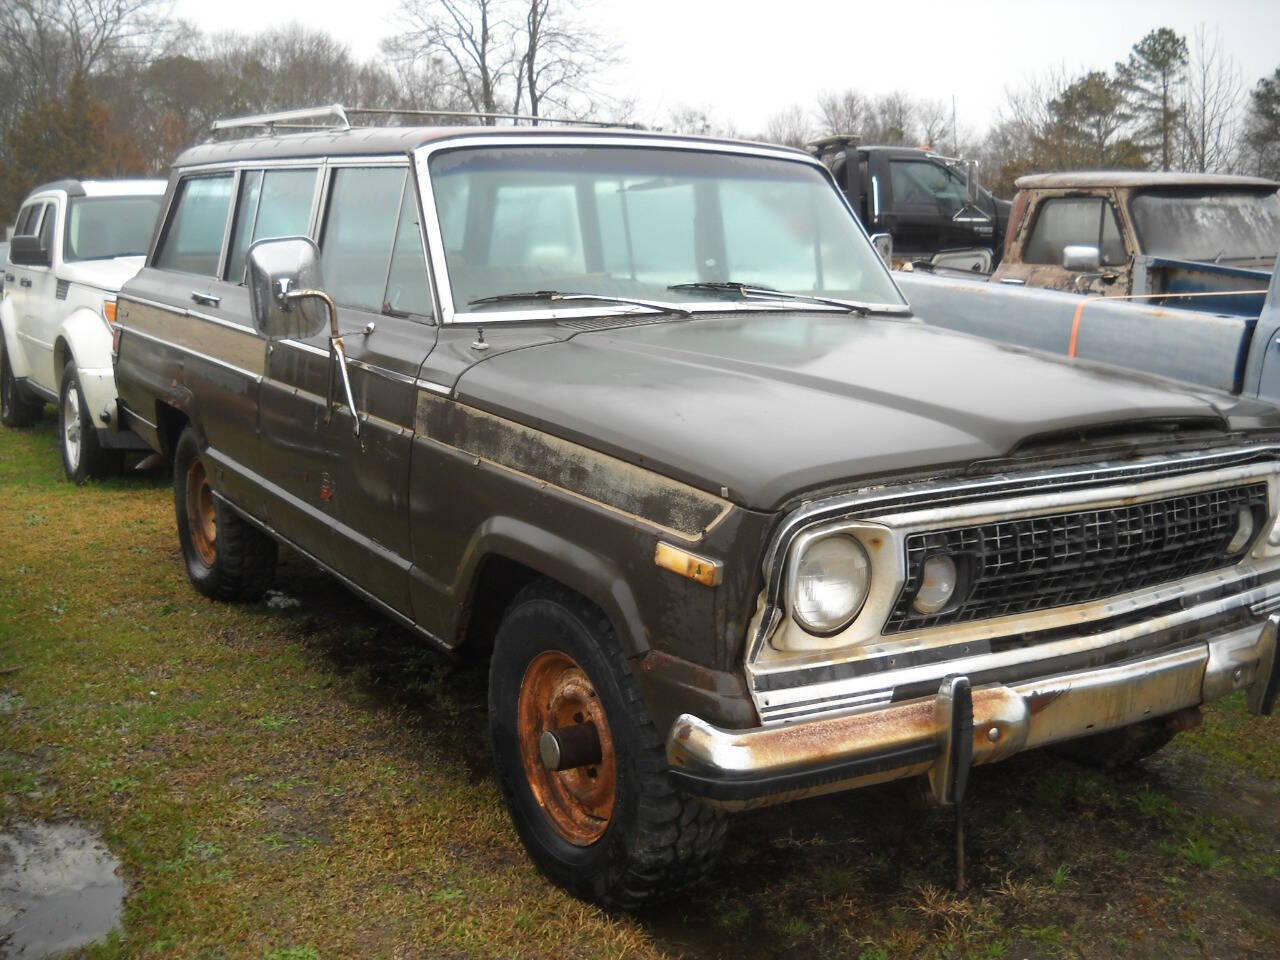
[870,232,893,268]
[1062,245,1101,272]
[246,237,359,437]
[246,237,330,340]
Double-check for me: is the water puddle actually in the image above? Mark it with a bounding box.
[0,821,123,959]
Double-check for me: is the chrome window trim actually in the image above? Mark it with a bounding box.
[409,133,907,325]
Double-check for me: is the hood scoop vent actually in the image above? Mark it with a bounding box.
[966,417,1232,476]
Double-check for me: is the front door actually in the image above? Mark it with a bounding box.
[259,163,437,617]
[1000,192,1132,296]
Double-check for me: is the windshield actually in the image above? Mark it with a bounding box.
[1129,189,1280,262]
[427,145,904,315]
[64,195,163,262]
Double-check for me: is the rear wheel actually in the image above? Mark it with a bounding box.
[59,361,121,483]
[1,340,42,427]
[489,581,725,909]
[173,426,277,600]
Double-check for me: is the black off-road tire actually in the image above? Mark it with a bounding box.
[59,360,122,483]
[1053,718,1176,769]
[489,580,726,910]
[173,426,277,600]
[1,339,43,427]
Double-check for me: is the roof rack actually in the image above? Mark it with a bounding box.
[209,103,642,136]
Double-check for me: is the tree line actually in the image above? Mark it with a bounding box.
[738,26,1280,197]
[1,4,1278,225]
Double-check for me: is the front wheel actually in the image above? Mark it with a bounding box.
[1,340,42,427]
[59,361,121,483]
[173,427,277,600]
[489,581,725,909]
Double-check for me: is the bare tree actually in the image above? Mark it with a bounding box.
[1180,24,1243,172]
[515,0,617,121]
[815,89,869,137]
[763,104,811,148]
[870,92,915,145]
[395,0,514,120]
[915,98,950,150]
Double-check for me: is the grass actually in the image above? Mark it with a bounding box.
[1,412,1279,959]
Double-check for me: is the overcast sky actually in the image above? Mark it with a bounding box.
[172,0,1277,135]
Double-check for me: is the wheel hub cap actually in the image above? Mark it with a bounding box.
[517,650,616,846]
[185,458,217,567]
[62,388,81,469]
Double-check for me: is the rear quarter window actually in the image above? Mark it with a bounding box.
[155,174,235,277]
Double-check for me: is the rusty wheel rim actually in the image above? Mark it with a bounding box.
[517,650,616,846]
[185,457,217,568]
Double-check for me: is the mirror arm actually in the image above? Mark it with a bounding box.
[283,289,360,438]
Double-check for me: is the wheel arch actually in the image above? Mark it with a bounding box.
[453,516,650,660]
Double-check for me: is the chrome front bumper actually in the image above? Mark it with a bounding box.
[667,615,1279,810]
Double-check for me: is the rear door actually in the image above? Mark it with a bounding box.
[5,202,44,381]
[25,198,62,388]
[259,161,436,616]
[9,200,60,392]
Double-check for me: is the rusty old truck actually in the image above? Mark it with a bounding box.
[988,171,1278,311]
[111,106,1280,908]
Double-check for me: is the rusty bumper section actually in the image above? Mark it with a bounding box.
[667,616,1280,809]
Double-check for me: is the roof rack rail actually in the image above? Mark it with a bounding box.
[209,103,641,136]
[211,104,351,134]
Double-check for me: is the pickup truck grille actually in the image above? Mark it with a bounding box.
[885,482,1268,633]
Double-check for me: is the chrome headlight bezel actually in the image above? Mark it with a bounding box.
[789,533,871,635]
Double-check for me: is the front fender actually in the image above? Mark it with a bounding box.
[56,307,118,423]
[453,515,651,658]
[55,307,113,373]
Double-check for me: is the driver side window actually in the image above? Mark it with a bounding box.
[1023,197,1127,267]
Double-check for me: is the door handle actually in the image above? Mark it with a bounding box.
[19,278,32,288]
[190,291,221,307]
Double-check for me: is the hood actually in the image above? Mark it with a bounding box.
[454,312,1279,511]
[58,256,146,293]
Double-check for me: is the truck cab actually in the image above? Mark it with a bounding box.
[811,137,1010,269]
[992,172,1280,310]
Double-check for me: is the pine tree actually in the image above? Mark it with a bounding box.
[1116,28,1189,171]
[1244,67,1280,178]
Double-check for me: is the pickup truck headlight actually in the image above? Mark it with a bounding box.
[792,534,870,634]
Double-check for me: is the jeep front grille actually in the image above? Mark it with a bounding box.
[885,483,1268,633]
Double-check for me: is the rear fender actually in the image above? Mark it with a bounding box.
[0,298,29,379]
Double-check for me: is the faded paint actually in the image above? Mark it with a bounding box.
[415,391,732,543]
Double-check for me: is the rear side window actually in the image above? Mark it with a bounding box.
[1023,197,1126,267]
[15,203,43,237]
[319,167,407,312]
[155,174,234,276]
[224,167,318,282]
[37,203,56,252]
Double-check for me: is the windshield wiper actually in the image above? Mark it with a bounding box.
[469,290,691,317]
[668,281,908,316]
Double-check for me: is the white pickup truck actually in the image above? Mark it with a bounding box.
[1,178,165,481]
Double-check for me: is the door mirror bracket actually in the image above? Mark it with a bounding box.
[246,236,360,438]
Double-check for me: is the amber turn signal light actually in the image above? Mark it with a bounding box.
[654,542,723,587]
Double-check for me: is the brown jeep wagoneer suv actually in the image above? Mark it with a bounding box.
[112,105,1280,908]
